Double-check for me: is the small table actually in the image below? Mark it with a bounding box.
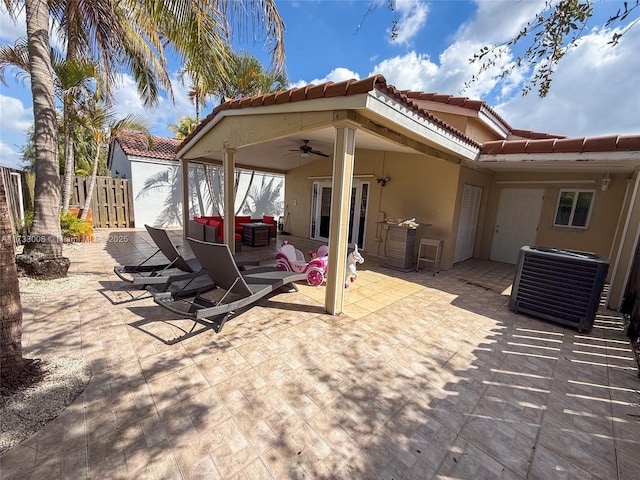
[240,222,271,247]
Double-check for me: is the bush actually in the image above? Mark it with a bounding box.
[19,210,34,236]
[60,213,93,242]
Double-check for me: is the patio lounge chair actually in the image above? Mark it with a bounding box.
[114,225,258,295]
[152,238,308,333]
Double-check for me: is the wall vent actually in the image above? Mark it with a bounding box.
[509,246,609,332]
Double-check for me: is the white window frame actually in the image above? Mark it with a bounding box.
[553,189,595,229]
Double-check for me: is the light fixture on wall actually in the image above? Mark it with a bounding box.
[377,176,390,186]
[601,173,612,191]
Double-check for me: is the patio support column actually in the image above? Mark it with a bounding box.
[325,121,357,315]
[181,158,189,240]
[223,148,237,254]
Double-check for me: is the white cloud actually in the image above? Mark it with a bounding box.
[457,0,548,44]
[0,141,24,170]
[0,4,65,52]
[110,73,197,137]
[388,0,429,46]
[495,25,640,136]
[0,95,32,133]
[0,5,25,42]
[370,41,518,99]
[291,67,360,89]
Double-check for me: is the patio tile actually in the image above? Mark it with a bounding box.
[436,437,525,480]
[5,230,640,479]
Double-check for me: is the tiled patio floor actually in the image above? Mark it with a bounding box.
[2,228,639,479]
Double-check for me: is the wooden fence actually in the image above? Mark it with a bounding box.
[1,169,134,233]
[69,176,134,228]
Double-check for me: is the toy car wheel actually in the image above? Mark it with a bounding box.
[275,260,289,271]
[307,267,324,286]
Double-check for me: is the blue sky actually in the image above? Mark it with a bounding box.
[1,0,639,170]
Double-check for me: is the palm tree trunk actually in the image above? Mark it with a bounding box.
[18,0,70,279]
[81,145,101,220]
[0,171,26,387]
[61,95,75,213]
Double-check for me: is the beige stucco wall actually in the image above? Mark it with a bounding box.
[479,171,632,269]
[284,148,465,268]
[426,112,500,144]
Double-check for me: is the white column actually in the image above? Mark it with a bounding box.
[181,158,189,240]
[325,122,357,314]
[223,148,236,253]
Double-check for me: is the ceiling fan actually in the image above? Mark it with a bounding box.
[289,139,329,157]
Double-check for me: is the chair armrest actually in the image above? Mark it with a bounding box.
[203,224,220,243]
[188,220,205,241]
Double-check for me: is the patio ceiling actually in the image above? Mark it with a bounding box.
[185,126,417,174]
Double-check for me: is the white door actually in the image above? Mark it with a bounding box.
[454,184,482,263]
[490,188,544,264]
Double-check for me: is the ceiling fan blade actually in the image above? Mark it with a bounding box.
[310,149,329,157]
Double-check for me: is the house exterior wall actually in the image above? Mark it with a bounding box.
[426,112,500,144]
[130,158,181,227]
[478,171,632,275]
[284,148,466,269]
[109,142,132,179]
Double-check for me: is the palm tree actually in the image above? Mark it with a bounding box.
[0,39,101,213]
[78,99,150,219]
[206,50,288,101]
[1,0,62,389]
[19,0,66,263]
[168,116,200,140]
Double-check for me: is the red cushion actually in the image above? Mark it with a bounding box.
[262,215,275,225]
[193,217,206,224]
[201,215,222,223]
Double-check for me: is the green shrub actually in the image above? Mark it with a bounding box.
[20,210,34,235]
[60,213,93,241]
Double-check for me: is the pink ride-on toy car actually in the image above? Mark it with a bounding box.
[275,242,328,286]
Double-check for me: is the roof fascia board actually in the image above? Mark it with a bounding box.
[127,155,177,165]
[346,110,467,164]
[365,90,479,160]
[481,151,640,163]
[479,107,510,139]
[177,95,368,159]
[413,100,510,139]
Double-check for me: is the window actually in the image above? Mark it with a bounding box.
[554,190,595,228]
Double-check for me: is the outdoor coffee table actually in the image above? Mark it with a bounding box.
[240,222,271,247]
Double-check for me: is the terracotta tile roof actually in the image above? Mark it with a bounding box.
[481,135,640,155]
[183,75,481,150]
[115,131,180,161]
[401,91,512,131]
[179,74,639,158]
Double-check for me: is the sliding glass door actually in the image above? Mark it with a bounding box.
[310,180,369,249]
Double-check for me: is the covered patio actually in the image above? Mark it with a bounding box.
[2,228,639,479]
